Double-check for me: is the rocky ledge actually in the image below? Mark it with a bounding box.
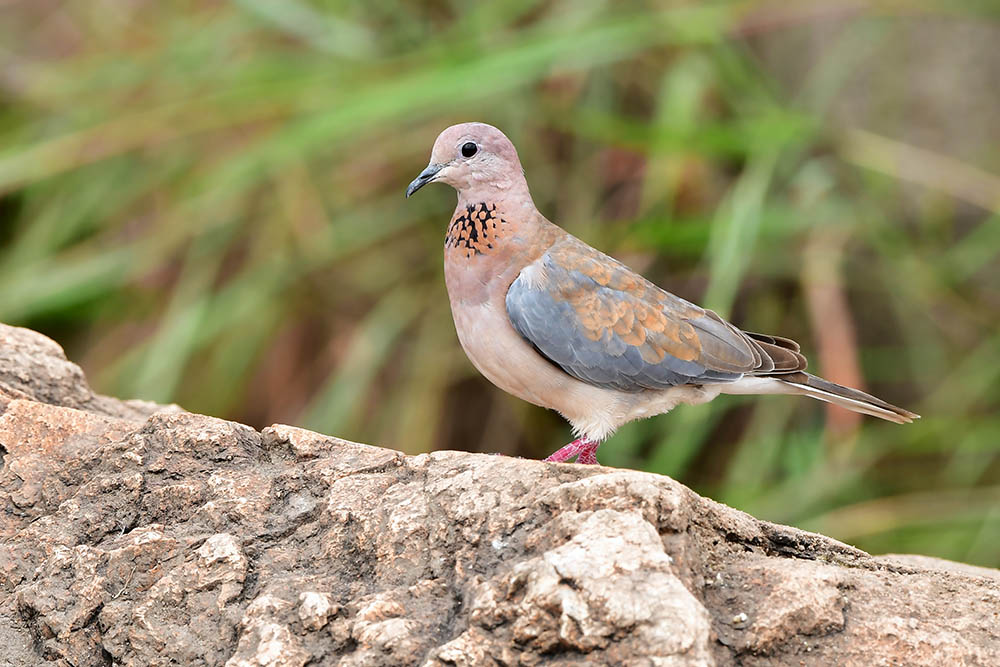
[0,322,998,666]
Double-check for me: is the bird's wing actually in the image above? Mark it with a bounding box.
[505,236,804,391]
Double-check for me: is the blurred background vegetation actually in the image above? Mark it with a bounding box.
[2,1,998,565]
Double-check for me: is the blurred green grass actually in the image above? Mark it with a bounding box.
[1,1,999,565]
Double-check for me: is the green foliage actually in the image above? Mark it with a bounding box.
[2,2,998,565]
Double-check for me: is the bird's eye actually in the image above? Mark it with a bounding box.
[461,142,478,158]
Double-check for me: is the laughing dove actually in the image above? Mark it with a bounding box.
[406,122,918,465]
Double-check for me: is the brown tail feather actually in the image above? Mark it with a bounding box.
[745,331,801,353]
[744,332,807,374]
[780,372,919,424]
[754,340,807,373]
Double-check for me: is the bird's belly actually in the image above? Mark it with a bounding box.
[447,294,724,442]
[449,297,573,410]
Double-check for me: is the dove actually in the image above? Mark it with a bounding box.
[406,122,918,465]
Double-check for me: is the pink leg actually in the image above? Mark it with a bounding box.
[544,438,601,464]
[576,443,599,465]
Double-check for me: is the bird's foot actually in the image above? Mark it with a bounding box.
[544,438,600,464]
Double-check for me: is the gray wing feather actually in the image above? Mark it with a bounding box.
[505,253,745,392]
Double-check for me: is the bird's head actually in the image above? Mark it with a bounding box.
[406,122,528,199]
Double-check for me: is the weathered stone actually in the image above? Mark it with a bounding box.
[1,323,998,666]
[0,323,174,421]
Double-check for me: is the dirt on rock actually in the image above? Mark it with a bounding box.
[1,322,997,666]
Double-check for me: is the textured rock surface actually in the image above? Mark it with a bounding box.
[1,322,998,666]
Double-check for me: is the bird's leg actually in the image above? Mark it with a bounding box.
[544,438,600,464]
[575,442,599,465]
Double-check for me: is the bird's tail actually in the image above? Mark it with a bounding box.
[720,372,919,423]
[777,372,919,424]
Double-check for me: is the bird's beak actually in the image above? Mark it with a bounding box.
[405,163,444,198]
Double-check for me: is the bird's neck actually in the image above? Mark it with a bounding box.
[446,191,555,255]
[445,200,508,259]
[444,196,560,303]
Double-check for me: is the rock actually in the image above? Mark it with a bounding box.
[0,323,175,421]
[0,323,998,666]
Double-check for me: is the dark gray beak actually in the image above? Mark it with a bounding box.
[405,163,444,198]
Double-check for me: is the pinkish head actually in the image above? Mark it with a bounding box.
[405,122,528,199]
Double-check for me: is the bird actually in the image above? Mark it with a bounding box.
[405,122,918,465]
